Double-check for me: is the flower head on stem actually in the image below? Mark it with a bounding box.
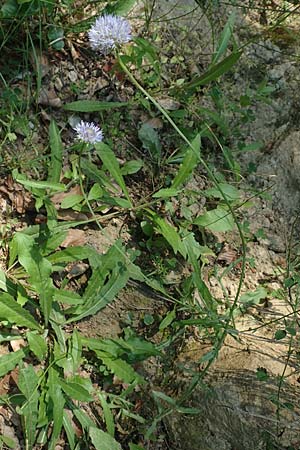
[88,14,132,54]
[73,121,103,145]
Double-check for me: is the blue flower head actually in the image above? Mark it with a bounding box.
[73,121,103,144]
[88,14,131,53]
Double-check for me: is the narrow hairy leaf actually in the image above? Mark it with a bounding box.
[63,411,76,450]
[59,379,93,402]
[89,427,122,450]
[63,100,128,112]
[183,51,242,90]
[171,133,201,189]
[98,392,115,436]
[18,365,39,450]
[212,12,236,64]
[95,143,131,204]
[49,120,63,183]
[96,351,143,384]
[147,210,185,256]
[0,348,27,377]
[104,0,136,15]
[194,207,234,232]
[14,233,55,325]
[26,331,47,360]
[67,263,130,322]
[48,368,65,450]
[0,293,41,330]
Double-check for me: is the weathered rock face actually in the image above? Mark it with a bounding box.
[166,372,300,450]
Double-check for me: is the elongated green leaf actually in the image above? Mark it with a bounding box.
[0,269,17,297]
[212,12,236,64]
[89,427,122,450]
[98,393,115,436]
[194,207,234,232]
[0,348,27,377]
[18,365,39,449]
[147,210,185,256]
[0,293,41,330]
[26,331,47,360]
[49,120,63,183]
[183,51,242,90]
[96,351,143,384]
[48,368,65,450]
[63,100,128,112]
[67,262,130,322]
[13,170,65,192]
[152,188,181,199]
[204,182,240,201]
[95,143,131,205]
[59,380,93,402]
[14,233,54,325]
[63,411,76,450]
[171,134,201,189]
[0,434,16,448]
[183,233,215,310]
[104,0,136,15]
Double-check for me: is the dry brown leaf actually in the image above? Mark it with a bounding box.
[217,244,238,265]
[61,229,86,248]
[57,209,89,221]
[10,338,26,352]
[0,175,33,214]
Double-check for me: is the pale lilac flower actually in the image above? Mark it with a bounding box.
[88,14,131,53]
[73,121,103,144]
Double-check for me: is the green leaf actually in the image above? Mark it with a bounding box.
[212,12,236,64]
[26,331,47,360]
[147,210,185,256]
[194,207,234,232]
[59,379,93,402]
[67,261,130,322]
[89,427,122,450]
[129,444,145,450]
[98,392,115,436]
[159,309,176,330]
[239,287,267,306]
[1,0,18,18]
[14,233,54,325]
[0,348,27,377]
[88,183,103,201]
[152,188,181,199]
[0,434,17,448]
[63,100,128,112]
[182,51,242,90]
[48,368,65,450]
[18,365,39,449]
[275,330,287,341]
[103,0,136,15]
[95,143,131,205]
[63,411,76,450]
[48,120,63,183]
[60,194,84,209]
[204,183,240,201]
[0,293,41,330]
[0,269,17,297]
[171,133,201,189]
[96,351,143,384]
[121,159,143,175]
[13,171,65,192]
[138,123,161,162]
